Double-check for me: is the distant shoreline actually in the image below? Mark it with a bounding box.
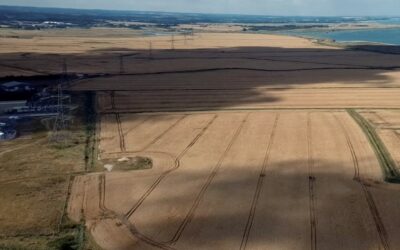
[272,28,400,49]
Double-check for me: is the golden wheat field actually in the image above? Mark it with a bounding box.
[2,28,400,249]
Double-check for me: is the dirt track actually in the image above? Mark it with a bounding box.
[68,110,400,250]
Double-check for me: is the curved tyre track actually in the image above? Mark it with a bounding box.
[334,114,390,250]
[169,113,250,244]
[96,173,175,250]
[125,114,218,218]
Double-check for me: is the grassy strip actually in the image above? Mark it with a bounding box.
[84,91,97,171]
[347,109,400,183]
[56,175,73,234]
[77,222,86,250]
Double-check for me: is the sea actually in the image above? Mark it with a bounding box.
[285,28,400,45]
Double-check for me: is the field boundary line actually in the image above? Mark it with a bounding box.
[240,113,280,250]
[347,109,400,183]
[56,174,73,235]
[101,65,400,78]
[101,107,400,115]
[131,54,376,69]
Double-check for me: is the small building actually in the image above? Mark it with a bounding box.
[0,121,17,141]
[0,129,17,141]
[1,81,35,92]
[0,101,27,114]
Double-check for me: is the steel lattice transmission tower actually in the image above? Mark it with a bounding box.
[50,58,71,144]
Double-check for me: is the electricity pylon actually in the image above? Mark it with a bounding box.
[50,58,71,144]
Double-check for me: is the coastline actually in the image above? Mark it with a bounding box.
[277,27,400,46]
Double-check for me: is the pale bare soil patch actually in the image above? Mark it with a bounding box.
[69,110,400,250]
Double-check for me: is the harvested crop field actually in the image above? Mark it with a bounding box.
[96,88,400,113]
[68,110,400,250]
[42,31,400,249]
[361,110,400,173]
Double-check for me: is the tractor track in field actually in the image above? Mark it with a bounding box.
[140,115,188,152]
[347,109,400,182]
[113,108,186,153]
[102,65,400,78]
[307,112,318,250]
[98,174,107,213]
[127,225,176,250]
[122,116,153,136]
[0,62,50,74]
[124,114,218,219]
[169,113,250,245]
[240,113,280,250]
[112,91,127,152]
[374,112,391,127]
[131,55,380,69]
[69,64,400,91]
[334,113,390,250]
[92,86,400,92]
[115,113,126,152]
[96,172,176,249]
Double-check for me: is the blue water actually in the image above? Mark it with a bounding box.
[376,18,400,25]
[286,28,400,45]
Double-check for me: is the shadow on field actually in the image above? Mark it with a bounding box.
[80,46,400,112]
[349,44,400,55]
[2,44,400,111]
[100,159,400,249]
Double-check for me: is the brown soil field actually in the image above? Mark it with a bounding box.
[68,110,400,250]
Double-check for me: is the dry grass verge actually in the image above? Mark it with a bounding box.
[347,109,400,183]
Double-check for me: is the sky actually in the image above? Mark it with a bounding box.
[0,0,399,16]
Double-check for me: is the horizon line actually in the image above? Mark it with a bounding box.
[1,4,399,18]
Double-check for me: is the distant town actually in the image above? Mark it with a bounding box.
[1,5,399,31]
